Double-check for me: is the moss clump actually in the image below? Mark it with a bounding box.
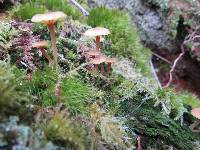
[0,60,27,114]
[10,3,47,20]
[60,77,94,115]
[119,97,198,150]
[44,113,88,150]
[10,0,84,20]
[87,7,151,75]
[21,66,58,106]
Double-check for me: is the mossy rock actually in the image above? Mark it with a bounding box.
[119,98,199,150]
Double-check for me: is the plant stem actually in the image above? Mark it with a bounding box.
[48,23,58,68]
[100,63,104,75]
[107,62,111,75]
[96,36,100,51]
[95,64,98,73]
[39,47,52,65]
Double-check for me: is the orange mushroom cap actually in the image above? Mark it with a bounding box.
[84,27,110,37]
[32,41,49,48]
[86,50,101,56]
[106,58,116,63]
[89,55,106,64]
[191,108,200,119]
[31,11,66,25]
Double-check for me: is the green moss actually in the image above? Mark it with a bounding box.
[87,7,151,75]
[60,77,94,115]
[178,92,200,108]
[21,66,58,106]
[10,0,83,20]
[0,60,28,114]
[119,98,198,150]
[10,3,47,20]
[44,113,88,150]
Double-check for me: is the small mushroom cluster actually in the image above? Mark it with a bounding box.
[83,27,116,76]
[31,11,66,68]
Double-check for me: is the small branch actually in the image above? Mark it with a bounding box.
[163,52,185,88]
[152,52,172,65]
[69,0,89,16]
[150,58,162,89]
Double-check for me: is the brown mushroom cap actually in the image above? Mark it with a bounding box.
[84,27,110,37]
[32,41,49,48]
[86,50,101,56]
[89,55,106,64]
[106,58,116,63]
[191,108,200,119]
[31,11,66,25]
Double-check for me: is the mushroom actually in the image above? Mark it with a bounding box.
[106,58,116,76]
[89,55,106,74]
[190,107,200,132]
[84,27,110,51]
[31,11,66,67]
[86,50,101,59]
[32,41,52,65]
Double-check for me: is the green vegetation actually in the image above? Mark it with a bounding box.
[0,60,27,114]
[87,7,151,75]
[0,22,18,48]
[44,113,88,150]
[0,2,200,150]
[10,0,84,20]
[61,77,95,115]
[10,3,47,20]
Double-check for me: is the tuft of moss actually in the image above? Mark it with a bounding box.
[60,77,94,115]
[0,60,28,114]
[10,0,83,20]
[10,3,47,20]
[21,66,58,106]
[44,113,88,150]
[87,7,151,75]
[119,98,198,150]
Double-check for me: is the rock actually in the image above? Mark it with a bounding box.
[0,116,60,150]
[85,0,178,52]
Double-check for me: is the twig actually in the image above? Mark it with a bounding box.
[150,57,162,89]
[152,52,172,65]
[163,52,185,88]
[69,0,89,16]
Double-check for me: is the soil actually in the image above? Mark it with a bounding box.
[152,49,200,98]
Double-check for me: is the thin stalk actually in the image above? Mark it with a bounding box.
[47,23,58,68]
[100,63,104,75]
[96,36,100,51]
[39,47,52,65]
[94,64,98,73]
[107,62,111,76]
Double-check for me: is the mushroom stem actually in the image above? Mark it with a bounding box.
[96,36,100,51]
[47,24,58,68]
[189,119,200,131]
[137,136,142,150]
[94,64,98,73]
[100,63,104,75]
[107,62,111,75]
[39,47,53,65]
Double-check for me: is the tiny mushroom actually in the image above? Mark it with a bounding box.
[190,107,200,132]
[106,58,116,76]
[86,50,101,58]
[89,55,106,74]
[31,11,66,67]
[84,27,110,51]
[32,41,52,65]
